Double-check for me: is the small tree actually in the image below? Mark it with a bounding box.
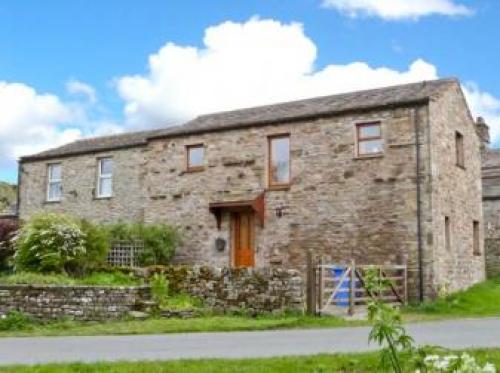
[365,268,414,373]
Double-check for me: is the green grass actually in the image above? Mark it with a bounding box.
[0,313,362,337]
[0,271,143,286]
[404,277,500,318]
[2,349,500,372]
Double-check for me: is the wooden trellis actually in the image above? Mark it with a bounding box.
[107,240,144,268]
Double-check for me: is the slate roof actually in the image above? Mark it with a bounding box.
[21,78,457,161]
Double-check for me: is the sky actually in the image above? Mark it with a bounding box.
[1,0,499,183]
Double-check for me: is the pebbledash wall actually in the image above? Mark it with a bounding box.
[0,285,149,321]
[18,80,486,300]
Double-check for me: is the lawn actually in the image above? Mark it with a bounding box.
[0,271,143,286]
[2,349,500,372]
[404,276,500,318]
[0,313,363,337]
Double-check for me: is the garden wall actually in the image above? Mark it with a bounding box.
[163,266,304,314]
[0,285,149,321]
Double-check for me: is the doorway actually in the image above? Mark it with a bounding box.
[231,211,255,268]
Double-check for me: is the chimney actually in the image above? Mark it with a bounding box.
[475,116,490,150]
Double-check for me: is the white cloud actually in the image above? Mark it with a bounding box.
[116,17,438,129]
[116,16,500,145]
[66,79,97,104]
[322,0,472,20]
[0,82,85,165]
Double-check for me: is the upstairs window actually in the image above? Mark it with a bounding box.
[97,158,113,198]
[268,134,290,188]
[456,131,465,168]
[47,164,62,202]
[356,122,383,156]
[186,144,205,172]
[473,220,481,256]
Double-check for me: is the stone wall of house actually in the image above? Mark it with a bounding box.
[162,266,304,314]
[0,285,149,321]
[18,146,148,223]
[145,105,434,299]
[428,85,486,293]
[17,83,486,301]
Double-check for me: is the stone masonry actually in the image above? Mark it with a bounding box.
[0,285,149,321]
[18,79,486,300]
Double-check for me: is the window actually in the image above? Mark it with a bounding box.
[186,144,205,171]
[356,122,383,156]
[445,216,451,251]
[456,131,465,168]
[268,135,290,188]
[47,164,62,202]
[473,220,481,256]
[97,158,113,198]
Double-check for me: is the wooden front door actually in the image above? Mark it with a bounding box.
[231,211,255,268]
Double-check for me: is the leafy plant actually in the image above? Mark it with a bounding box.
[0,219,18,270]
[0,311,35,331]
[76,219,110,273]
[365,268,414,373]
[14,213,86,274]
[150,273,169,306]
[0,271,142,286]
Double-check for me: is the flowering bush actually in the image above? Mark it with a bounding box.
[417,352,496,373]
[14,213,86,274]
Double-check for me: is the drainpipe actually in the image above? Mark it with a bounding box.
[16,161,21,218]
[413,107,424,302]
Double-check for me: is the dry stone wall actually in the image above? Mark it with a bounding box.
[163,266,304,314]
[0,285,149,321]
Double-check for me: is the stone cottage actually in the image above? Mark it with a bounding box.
[18,78,485,300]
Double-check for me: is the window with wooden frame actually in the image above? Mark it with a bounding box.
[356,122,383,156]
[268,134,290,188]
[46,163,62,202]
[455,131,465,168]
[473,220,481,256]
[97,158,113,198]
[186,144,205,172]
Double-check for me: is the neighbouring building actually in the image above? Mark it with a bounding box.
[480,120,500,277]
[18,78,486,300]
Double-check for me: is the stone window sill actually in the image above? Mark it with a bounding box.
[353,153,384,160]
[43,200,61,204]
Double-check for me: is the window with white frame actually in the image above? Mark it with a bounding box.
[47,164,62,201]
[97,158,113,198]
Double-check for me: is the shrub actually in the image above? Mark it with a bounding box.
[0,311,35,331]
[76,219,110,274]
[106,222,180,266]
[14,213,86,274]
[0,219,19,270]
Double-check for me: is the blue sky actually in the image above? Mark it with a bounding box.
[1,0,499,183]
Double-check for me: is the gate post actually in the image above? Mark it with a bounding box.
[306,250,317,316]
[348,259,355,316]
[317,256,324,314]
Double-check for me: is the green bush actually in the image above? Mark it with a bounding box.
[106,222,180,266]
[76,219,110,273]
[14,213,86,274]
[0,311,35,331]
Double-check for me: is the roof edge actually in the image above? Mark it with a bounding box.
[147,98,430,141]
